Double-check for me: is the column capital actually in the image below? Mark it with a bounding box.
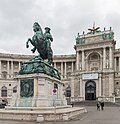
[79,50,84,52]
[76,50,80,53]
[76,51,79,54]
[103,47,106,49]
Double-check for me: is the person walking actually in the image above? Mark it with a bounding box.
[97,101,100,111]
[100,101,104,110]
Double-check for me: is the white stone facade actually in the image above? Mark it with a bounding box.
[0,27,120,103]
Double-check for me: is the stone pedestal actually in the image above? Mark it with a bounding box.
[11,73,67,107]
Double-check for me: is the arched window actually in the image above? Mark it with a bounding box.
[88,53,100,71]
[86,82,95,87]
[13,86,17,93]
[90,53,99,60]
[1,86,7,97]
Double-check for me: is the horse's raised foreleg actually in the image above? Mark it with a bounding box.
[26,39,30,48]
[26,38,37,53]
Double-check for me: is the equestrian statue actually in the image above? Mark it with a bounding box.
[26,22,53,65]
[19,22,60,79]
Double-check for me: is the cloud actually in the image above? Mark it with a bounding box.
[0,0,120,55]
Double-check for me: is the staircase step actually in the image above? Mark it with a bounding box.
[72,101,120,107]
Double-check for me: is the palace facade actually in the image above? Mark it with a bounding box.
[0,26,120,103]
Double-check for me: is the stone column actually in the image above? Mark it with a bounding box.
[54,62,56,69]
[114,57,116,71]
[0,60,1,78]
[71,77,74,98]
[119,57,120,71]
[61,62,63,79]
[99,74,102,97]
[64,62,67,79]
[83,81,85,100]
[100,58,103,70]
[103,47,106,69]
[102,78,105,96]
[71,62,74,72]
[11,61,13,78]
[76,51,79,70]
[109,47,112,69]
[109,74,114,96]
[7,61,10,78]
[79,75,83,98]
[85,59,88,71]
[19,61,21,71]
[82,50,85,70]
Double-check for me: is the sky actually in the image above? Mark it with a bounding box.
[0,0,120,55]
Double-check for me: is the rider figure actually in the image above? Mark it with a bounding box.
[44,27,53,65]
[44,27,53,52]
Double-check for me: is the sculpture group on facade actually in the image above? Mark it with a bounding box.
[76,26,114,45]
[76,32,85,45]
[102,27,114,40]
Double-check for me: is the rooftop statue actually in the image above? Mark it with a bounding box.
[109,27,114,39]
[102,27,114,40]
[102,27,107,40]
[26,22,53,65]
[76,32,85,45]
[87,22,101,34]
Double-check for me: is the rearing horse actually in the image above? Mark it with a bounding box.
[26,22,53,65]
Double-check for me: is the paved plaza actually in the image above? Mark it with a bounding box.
[0,106,120,124]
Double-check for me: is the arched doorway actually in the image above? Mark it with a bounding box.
[85,80,96,100]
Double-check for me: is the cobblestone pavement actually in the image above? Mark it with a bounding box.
[0,107,120,124]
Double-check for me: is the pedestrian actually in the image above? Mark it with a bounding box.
[71,103,74,107]
[100,101,104,110]
[97,101,100,111]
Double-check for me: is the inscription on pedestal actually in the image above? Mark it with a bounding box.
[20,79,34,97]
